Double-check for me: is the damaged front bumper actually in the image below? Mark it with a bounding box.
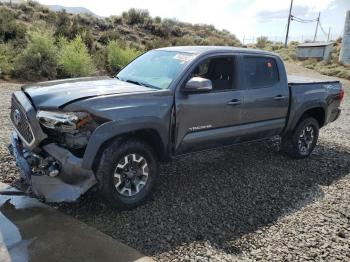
[9,132,97,202]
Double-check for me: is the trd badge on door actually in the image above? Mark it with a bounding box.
[189,124,212,131]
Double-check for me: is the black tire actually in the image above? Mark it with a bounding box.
[96,138,159,209]
[282,117,319,159]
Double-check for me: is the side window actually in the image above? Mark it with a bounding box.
[244,56,279,89]
[190,57,235,91]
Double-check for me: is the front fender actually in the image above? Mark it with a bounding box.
[81,117,169,170]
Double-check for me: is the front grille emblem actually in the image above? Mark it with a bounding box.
[13,109,21,126]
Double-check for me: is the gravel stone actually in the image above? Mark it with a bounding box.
[0,62,349,261]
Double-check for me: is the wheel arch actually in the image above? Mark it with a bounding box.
[291,106,326,132]
[302,107,325,127]
[82,119,169,171]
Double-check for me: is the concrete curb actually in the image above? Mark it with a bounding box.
[0,182,154,262]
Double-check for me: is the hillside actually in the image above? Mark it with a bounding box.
[47,5,98,17]
[0,1,241,80]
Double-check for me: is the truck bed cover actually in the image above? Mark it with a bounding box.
[288,75,340,85]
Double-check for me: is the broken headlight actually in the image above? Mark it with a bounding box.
[37,111,92,132]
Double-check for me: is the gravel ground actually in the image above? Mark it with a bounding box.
[0,81,21,185]
[0,63,349,261]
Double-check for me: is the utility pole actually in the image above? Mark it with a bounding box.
[313,12,321,42]
[327,27,331,42]
[284,0,294,47]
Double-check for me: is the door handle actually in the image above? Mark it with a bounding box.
[227,99,242,105]
[274,95,288,100]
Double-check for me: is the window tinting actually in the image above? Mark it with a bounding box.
[244,57,279,88]
[190,57,234,91]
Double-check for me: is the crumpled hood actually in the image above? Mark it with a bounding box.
[22,76,156,109]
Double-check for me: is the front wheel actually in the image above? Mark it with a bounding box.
[282,117,319,159]
[96,138,159,209]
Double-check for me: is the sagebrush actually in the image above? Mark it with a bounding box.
[13,29,58,80]
[106,40,140,74]
[58,35,95,77]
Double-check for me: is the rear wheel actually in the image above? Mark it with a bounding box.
[96,138,158,209]
[282,117,319,159]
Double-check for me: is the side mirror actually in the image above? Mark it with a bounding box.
[183,77,212,94]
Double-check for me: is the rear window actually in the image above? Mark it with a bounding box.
[243,56,279,88]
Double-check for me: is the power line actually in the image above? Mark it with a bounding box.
[284,1,332,45]
[318,21,329,39]
[284,0,319,46]
[291,15,318,23]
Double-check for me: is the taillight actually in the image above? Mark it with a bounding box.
[340,89,345,103]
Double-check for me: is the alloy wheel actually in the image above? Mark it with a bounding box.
[114,153,149,197]
[298,125,315,155]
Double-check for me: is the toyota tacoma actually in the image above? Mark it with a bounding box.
[9,46,344,209]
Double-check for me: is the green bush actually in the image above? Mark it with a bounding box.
[99,30,120,45]
[174,35,196,46]
[256,36,270,48]
[19,3,35,15]
[0,6,26,46]
[315,65,350,80]
[337,69,350,80]
[302,58,318,67]
[54,10,72,38]
[13,30,58,80]
[58,35,95,77]
[0,43,15,77]
[93,46,107,72]
[267,43,284,51]
[144,38,171,50]
[106,40,141,74]
[123,8,149,25]
[154,16,161,23]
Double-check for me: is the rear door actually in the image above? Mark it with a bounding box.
[174,54,245,154]
[240,55,289,141]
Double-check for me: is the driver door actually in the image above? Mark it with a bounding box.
[174,55,245,154]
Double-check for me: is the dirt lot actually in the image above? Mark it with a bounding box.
[0,63,349,261]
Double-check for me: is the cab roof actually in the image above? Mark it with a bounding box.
[156,46,275,56]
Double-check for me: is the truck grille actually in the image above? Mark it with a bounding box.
[10,96,34,144]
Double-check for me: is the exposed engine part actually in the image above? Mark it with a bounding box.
[48,163,60,177]
[23,150,41,166]
[24,150,61,178]
[64,131,91,149]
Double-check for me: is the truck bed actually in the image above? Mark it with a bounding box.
[284,74,342,136]
[288,75,340,85]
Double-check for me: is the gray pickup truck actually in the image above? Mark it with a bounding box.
[9,46,344,209]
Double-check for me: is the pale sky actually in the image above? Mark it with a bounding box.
[37,0,349,43]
